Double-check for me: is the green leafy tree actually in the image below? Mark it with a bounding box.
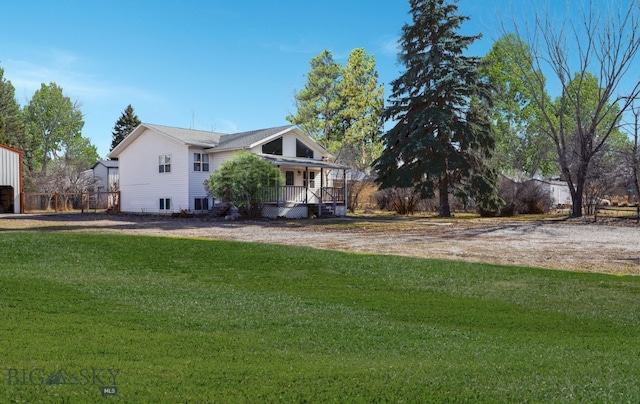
[0,64,24,148]
[337,48,385,172]
[110,104,141,153]
[481,34,555,177]
[24,83,85,174]
[206,152,283,218]
[375,0,500,217]
[287,49,344,146]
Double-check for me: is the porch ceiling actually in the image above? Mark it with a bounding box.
[260,154,348,170]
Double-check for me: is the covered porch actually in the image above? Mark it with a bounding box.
[260,155,348,219]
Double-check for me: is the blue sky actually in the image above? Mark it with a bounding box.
[0,1,628,158]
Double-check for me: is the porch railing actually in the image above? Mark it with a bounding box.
[262,186,344,205]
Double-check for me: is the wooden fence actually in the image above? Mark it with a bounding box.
[22,191,120,214]
[594,205,640,223]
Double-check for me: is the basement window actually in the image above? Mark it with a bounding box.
[194,197,209,211]
[159,198,171,211]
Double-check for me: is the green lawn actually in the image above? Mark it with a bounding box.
[1,231,639,402]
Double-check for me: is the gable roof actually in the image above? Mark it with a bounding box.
[91,159,119,169]
[213,125,295,151]
[144,124,225,147]
[108,123,331,160]
[109,123,225,157]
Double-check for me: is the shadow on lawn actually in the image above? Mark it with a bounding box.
[0,212,351,233]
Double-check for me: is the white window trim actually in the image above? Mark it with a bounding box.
[159,154,172,173]
[193,152,210,172]
[159,197,172,211]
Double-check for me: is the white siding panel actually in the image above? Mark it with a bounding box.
[211,151,237,171]
[107,168,119,190]
[118,128,189,213]
[0,146,21,213]
[188,148,213,210]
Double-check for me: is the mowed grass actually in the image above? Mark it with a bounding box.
[1,232,639,402]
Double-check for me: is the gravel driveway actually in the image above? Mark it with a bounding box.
[1,213,638,275]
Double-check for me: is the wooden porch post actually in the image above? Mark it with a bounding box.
[343,169,348,214]
[319,167,323,217]
[305,166,309,204]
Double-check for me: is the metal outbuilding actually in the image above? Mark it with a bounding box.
[0,144,23,213]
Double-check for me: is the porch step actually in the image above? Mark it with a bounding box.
[309,204,335,217]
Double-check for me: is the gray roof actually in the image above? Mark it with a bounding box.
[214,125,295,151]
[91,159,119,169]
[145,123,224,147]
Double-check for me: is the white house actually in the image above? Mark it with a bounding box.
[107,123,348,218]
[533,178,572,208]
[0,144,23,213]
[89,160,119,192]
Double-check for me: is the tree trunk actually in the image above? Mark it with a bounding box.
[439,174,451,217]
[571,161,589,218]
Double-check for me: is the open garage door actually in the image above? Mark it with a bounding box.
[0,186,15,213]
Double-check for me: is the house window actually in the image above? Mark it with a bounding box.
[193,153,209,172]
[194,197,209,211]
[159,155,171,173]
[285,171,294,186]
[303,171,316,188]
[262,137,283,155]
[296,139,314,158]
[159,198,171,211]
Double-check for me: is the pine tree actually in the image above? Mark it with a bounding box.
[0,65,25,148]
[375,0,500,217]
[110,104,141,153]
[338,48,384,171]
[286,50,343,147]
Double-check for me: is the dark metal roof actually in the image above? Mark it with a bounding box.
[215,125,295,151]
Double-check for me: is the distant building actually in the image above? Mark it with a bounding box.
[89,160,119,192]
[533,178,572,207]
[0,144,23,213]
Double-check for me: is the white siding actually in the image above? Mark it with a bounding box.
[92,163,108,191]
[211,150,236,171]
[118,128,189,213]
[188,148,214,210]
[0,145,21,213]
[107,168,119,190]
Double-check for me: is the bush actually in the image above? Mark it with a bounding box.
[206,152,283,218]
[377,187,421,215]
[495,177,551,216]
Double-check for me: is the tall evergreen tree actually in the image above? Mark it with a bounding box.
[286,50,343,146]
[0,64,25,148]
[110,104,141,153]
[375,0,500,217]
[337,48,385,172]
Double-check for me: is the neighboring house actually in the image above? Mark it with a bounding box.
[82,160,120,209]
[89,160,119,192]
[107,123,348,218]
[533,178,572,208]
[0,144,23,213]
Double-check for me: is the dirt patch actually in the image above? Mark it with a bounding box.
[1,213,638,275]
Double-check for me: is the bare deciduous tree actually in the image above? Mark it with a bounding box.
[509,1,640,217]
